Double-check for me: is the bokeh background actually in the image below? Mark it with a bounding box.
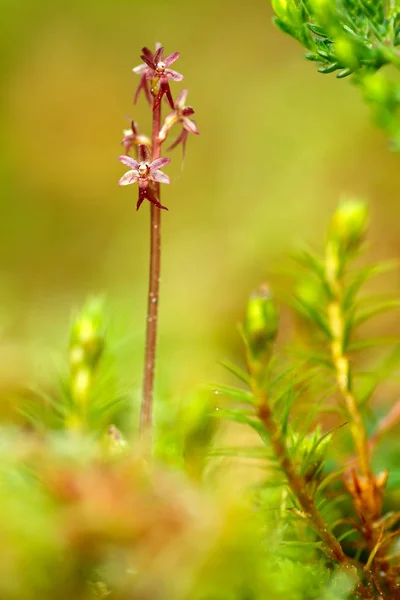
[1,0,400,415]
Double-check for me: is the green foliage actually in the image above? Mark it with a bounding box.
[2,197,400,599]
[271,0,400,148]
[215,199,400,597]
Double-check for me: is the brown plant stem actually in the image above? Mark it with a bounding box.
[324,247,392,596]
[140,98,163,439]
[250,381,370,597]
[252,383,347,563]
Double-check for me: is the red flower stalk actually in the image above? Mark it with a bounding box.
[133,46,183,109]
[118,144,170,211]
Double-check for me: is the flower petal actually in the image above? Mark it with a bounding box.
[149,157,171,171]
[146,188,169,210]
[154,46,164,63]
[118,170,138,186]
[175,88,188,109]
[133,64,148,75]
[183,117,199,135]
[119,155,139,169]
[167,129,187,153]
[141,47,154,61]
[166,69,184,82]
[182,106,195,117]
[141,54,155,69]
[164,52,180,67]
[136,187,146,210]
[159,79,174,109]
[150,170,170,184]
[134,75,151,104]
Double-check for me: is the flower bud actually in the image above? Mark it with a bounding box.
[329,199,368,254]
[244,284,279,364]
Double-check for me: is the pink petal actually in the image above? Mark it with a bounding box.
[150,170,170,184]
[133,64,148,75]
[149,157,171,171]
[118,170,138,186]
[164,52,180,67]
[175,89,188,109]
[166,69,184,82]
[119,155,139,169]
[183,118,199,135]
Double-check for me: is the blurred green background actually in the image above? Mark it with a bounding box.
[1,0,400,411]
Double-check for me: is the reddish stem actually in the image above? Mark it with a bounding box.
[140,99,162,439]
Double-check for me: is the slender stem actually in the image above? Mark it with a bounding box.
[325,247,371,480]
[252,383,348,563]
[251,382,369,597]
[140,99,162,439]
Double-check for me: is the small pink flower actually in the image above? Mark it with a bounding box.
[122,120,151,155]
[118,144,171,211]
[159,89,199,157]
[133,45,183,109]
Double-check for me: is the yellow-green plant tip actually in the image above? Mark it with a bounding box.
[69,297,105,371]
[244,283,279,360]
[329,199,368,253]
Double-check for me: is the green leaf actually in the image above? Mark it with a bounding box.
[337,68,353,78]
[292,296,332,337]
[353,299,400,327]
[357,345,400,403]
[208,384,254,404]
[292,246,326,279]
[307,22,328,37]
[274,17,296,38]
[219,361,250,385]
[346,337,399,352]
[343,260,399,310]
[318,62,341,74]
